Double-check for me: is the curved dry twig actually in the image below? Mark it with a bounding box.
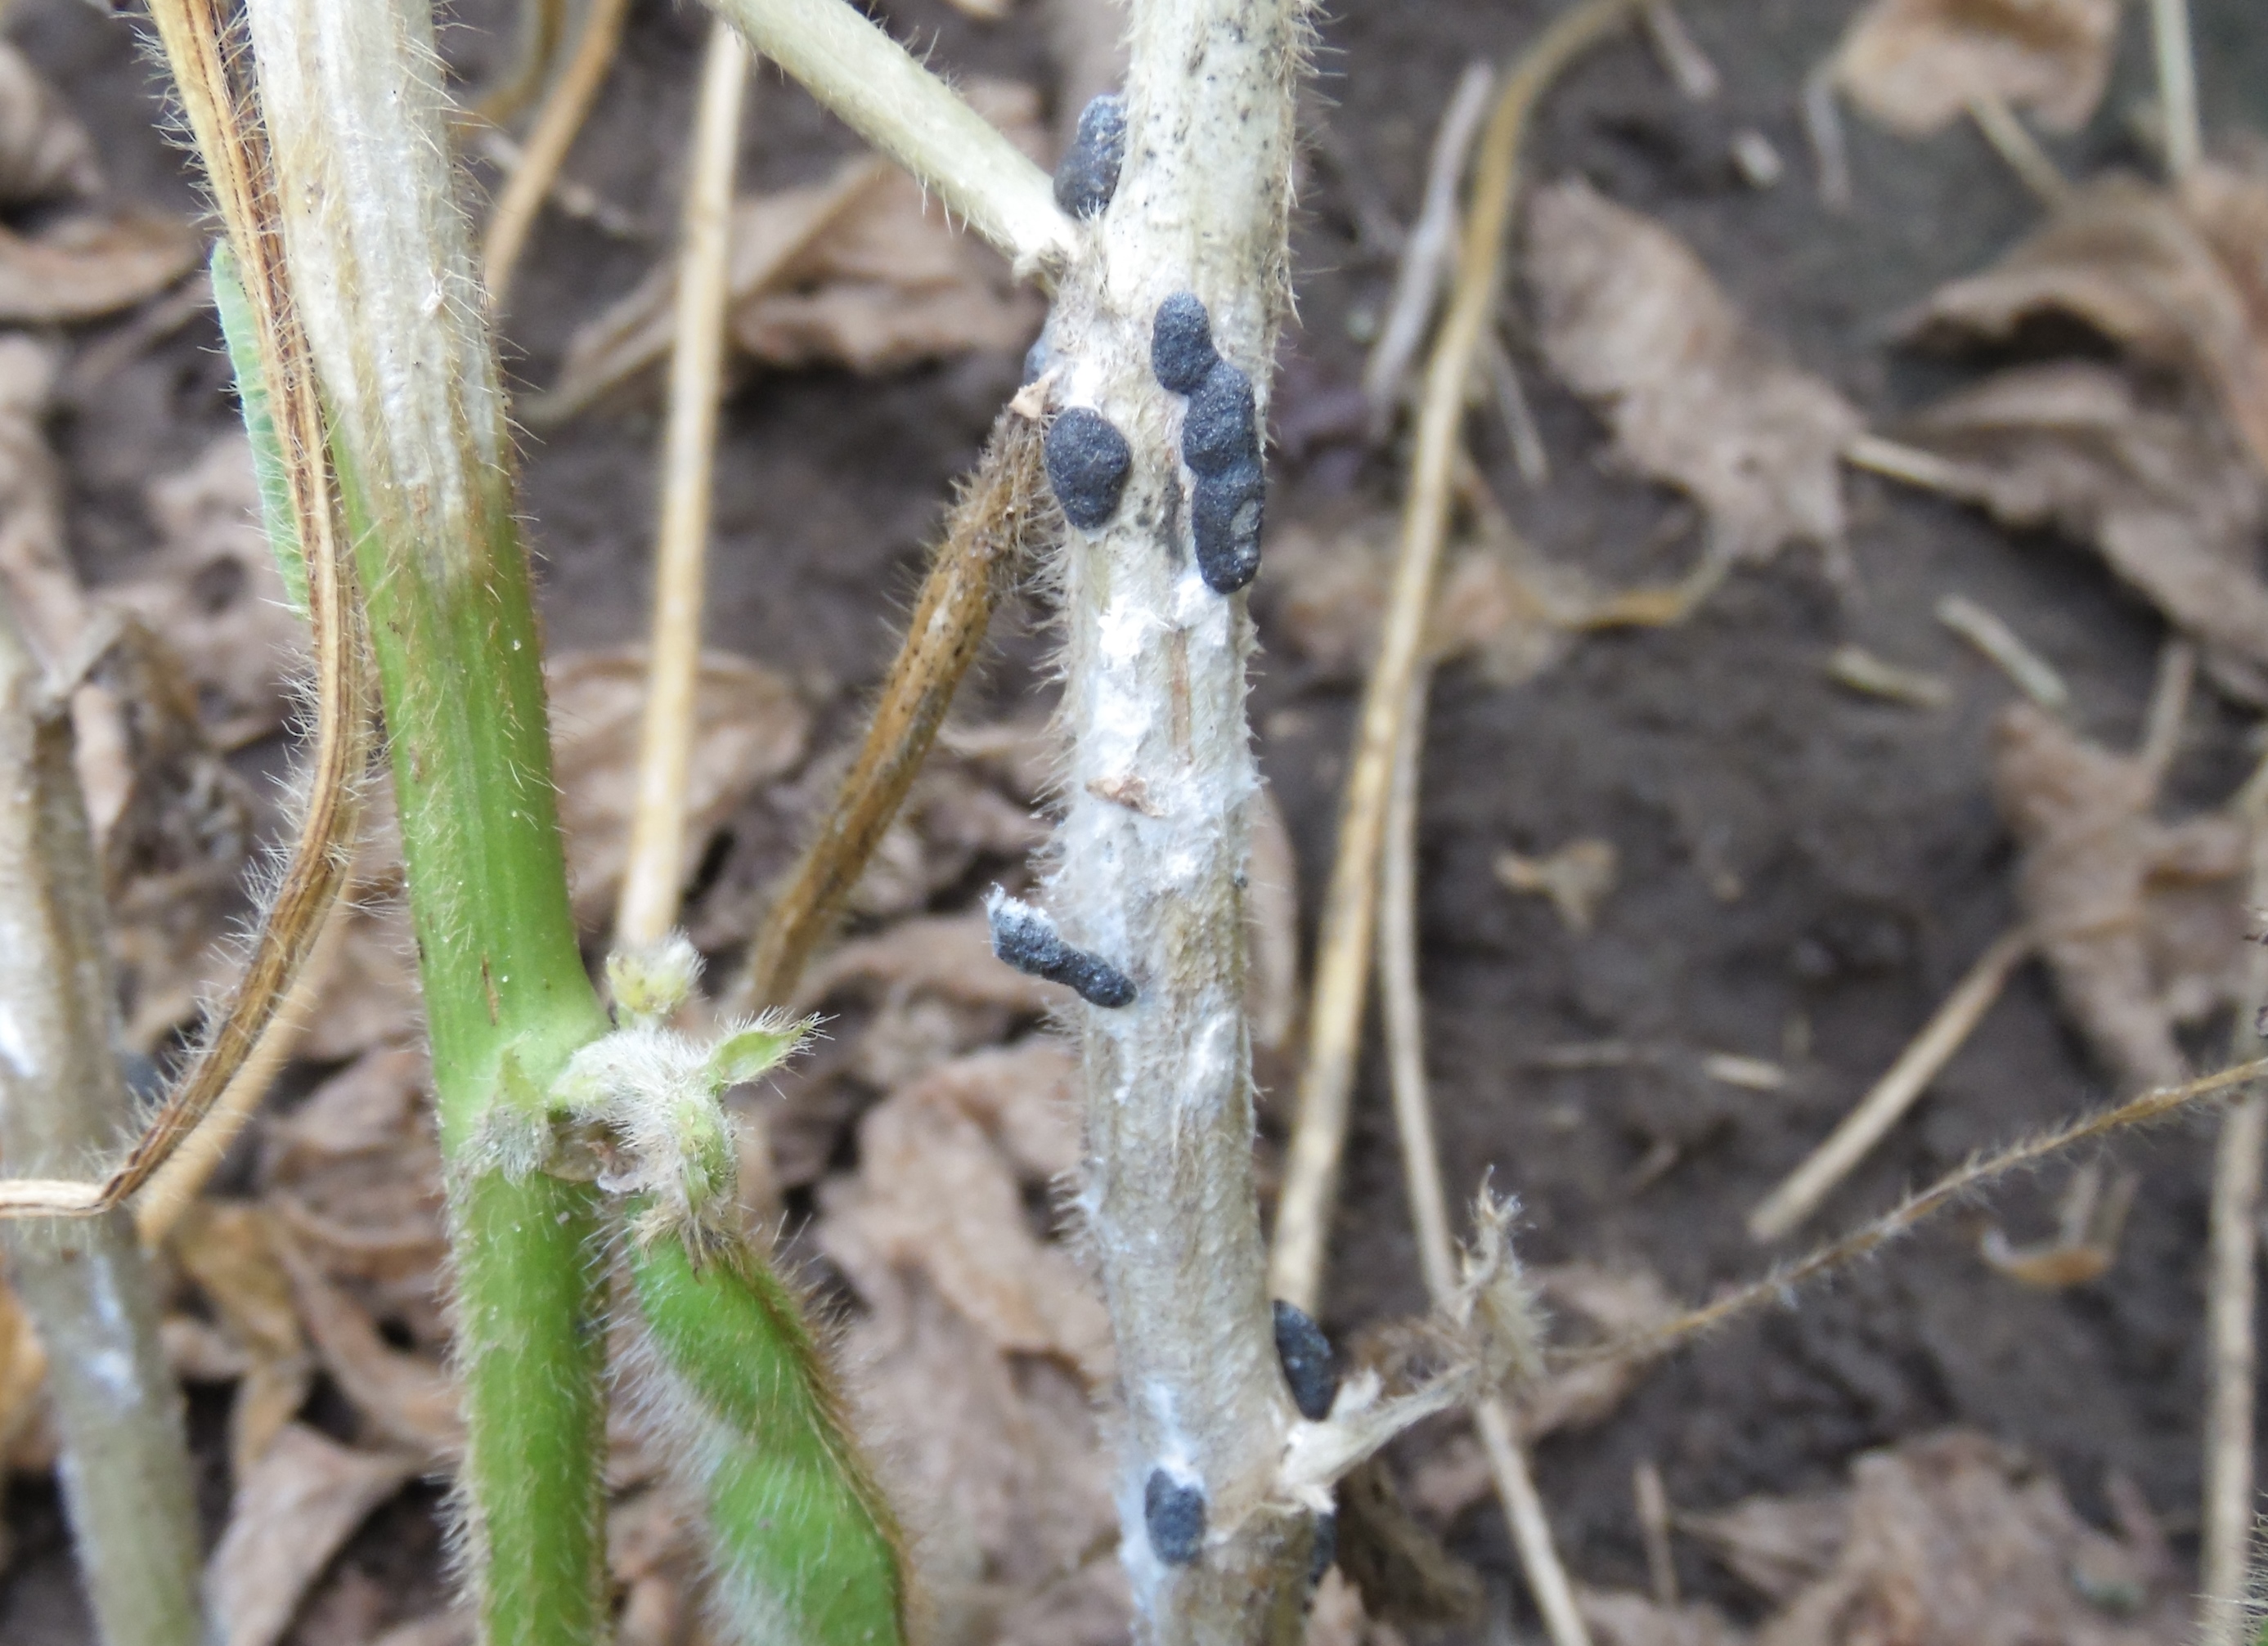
[0,0,370,1218]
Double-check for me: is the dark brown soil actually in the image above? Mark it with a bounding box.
[7,0,2268,1638]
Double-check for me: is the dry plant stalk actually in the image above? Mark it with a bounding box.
[1748,926,2033,1241]
[1271,0,1641,1314]
[1580,1054,2268,1375]
[0,0,374,1221]
[0,590,200,1646]
[483,0,635,312]
[729,405,1048,1011]
[1377,670,1592,1646]
[618,17,751,950]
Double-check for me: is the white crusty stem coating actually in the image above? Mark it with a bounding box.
[1037,1,1312,1638]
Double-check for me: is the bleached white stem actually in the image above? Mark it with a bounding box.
[2148,0,2201,178]
[1031,0,1310,1637]
[703,0,1076,273]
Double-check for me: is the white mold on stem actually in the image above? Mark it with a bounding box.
[1032,1,1314,1638]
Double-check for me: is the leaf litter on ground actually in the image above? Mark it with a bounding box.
[1830,0,2118,139]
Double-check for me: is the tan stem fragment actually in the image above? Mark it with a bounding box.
[729,405,1046,1012]
[618,18,752,950]
[1378,668,1592,1646]
[1748,926,2032,1242]
[2149,0,2201,179]
[1271,0,1641,1314]
[483,0,634,313]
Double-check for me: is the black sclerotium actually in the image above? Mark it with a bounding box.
[1182,359,1260,477]
[986,889,1137,1008]
[1271,1299,1340,1421]
[1192,461,1264,594]
[1143,1468,1206,1567]
[1044,406,1133,531]
[1307,1511,1338,1588]
[1053,93,1128,219]
[1151,291,1219,395]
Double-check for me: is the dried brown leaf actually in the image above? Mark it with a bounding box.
[792,909,1059,1016]
[1992,700,2249,1090]
[207,1424,420,1646]
[1578,1588,1749,1646]
[1832,0,2118,137]
[107,435,307,750]
[540,82,1045,419]
[0,208,199,324]
[1528,180,1862,567]
[1887,361,2268,700]
[0,43,101,204]
[1756,1431,2175,1645]
[278,1235,463,1459]
[0,1278,49,1463]
[1682,1489,1851,1604]
[171,1200,312,1478]
[1911,167,2268,473]
[549,646,810,933]
[820,1042,1107,1376]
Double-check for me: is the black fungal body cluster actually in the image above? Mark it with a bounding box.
[1152,293,1264,594]
[1053,94,1128,220]
[986,889,1137,1008]
[1143,1468,1207,1567]
[1270,1300,1340,1421]
[1044,408,1133,531]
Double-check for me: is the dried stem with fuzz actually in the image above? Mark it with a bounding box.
[1271,0,1641,1314]
[618,17,752,952]
[728,404,1049,1012]
[0,588,201,1646]
[1378,666,1592,1646]
[483,0,635,313]
[0,0,375,1222]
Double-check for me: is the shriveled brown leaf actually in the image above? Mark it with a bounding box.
[1579,1588,1749,1646]
[820,1043,1107,1377]
[1832,0,2117,138]
[549,646,810,933]
[1911,167,2268,473]
[1992,699,2249,1090]
[0,208,199,324]
[538,81,1045,420]
[0,43,101,204]
[259,1047,451,1347]
[1885,361,2268,700]
[1757,1431,2176,1645]
[1682,1488,1851,1604]
[107,434,307,750]
[277,1235,463,1459]
[206,1424,420,1646]
[0,1279,49,1464]
[171,1200,313,1478]
[606,1487,703,1646]
[1528,180,1862,567]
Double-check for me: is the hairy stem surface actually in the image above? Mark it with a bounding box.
[244,3,610,1639]
[0,593,201,1646]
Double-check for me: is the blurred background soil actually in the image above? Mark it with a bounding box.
[7,0,2268,1638]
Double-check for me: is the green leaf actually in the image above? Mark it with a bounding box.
[704,1018,811,1092]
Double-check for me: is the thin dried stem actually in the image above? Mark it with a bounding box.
[618,18,752,950]
[704,0,1075,273]
[1270,0,1641,1313]
[0,0,375,1221]
[473,0,569,129]
[1377,663,1591,1646]
[2199,757,2268,1644]
[1748,926,2032,1241]
[483,0,634,314]
[1360,63,1494,443]
[1966,87,2068,207]
[2148,0,2201,179]
[729,403,1048,1012]
[1584,1055,2268,1374]
[1639,2,1717,100]
[0,582,200,1646]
